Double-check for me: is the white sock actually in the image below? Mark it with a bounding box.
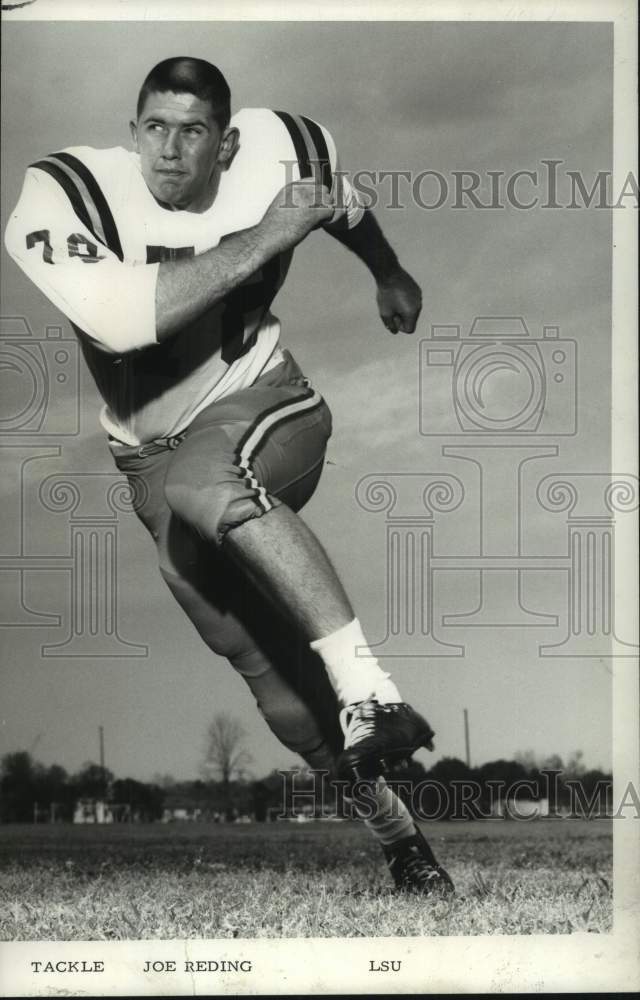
[351,776,416,846]
[310,618,402,706]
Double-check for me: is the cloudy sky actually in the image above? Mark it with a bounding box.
[1,19,620,782]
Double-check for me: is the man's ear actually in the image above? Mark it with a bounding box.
[129,120,139,150]
[217,126,239,166]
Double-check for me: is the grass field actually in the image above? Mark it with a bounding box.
[0,818,612,939]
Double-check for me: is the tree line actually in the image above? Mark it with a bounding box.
[0,746,612,824]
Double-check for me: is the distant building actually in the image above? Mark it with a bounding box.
[162,805,202,822]
[490,797,550,819]
[73,799,131,823]
[512,797,550,819]
[73,799,113,824]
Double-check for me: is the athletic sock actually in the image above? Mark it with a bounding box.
[351,776,416,846]
[310,618,402,706]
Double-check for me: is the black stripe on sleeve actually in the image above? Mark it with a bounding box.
[29,160,102,245]
[300,115,332,191]
[50,152,124,261]
[273,110,311,179]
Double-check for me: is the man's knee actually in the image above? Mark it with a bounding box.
[163,444,277,545]
[160,567,262,663]
[164,459,237,545]
[257,686,326,755]
[164,475,211,532]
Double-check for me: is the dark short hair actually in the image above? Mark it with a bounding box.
[136,57,231,128]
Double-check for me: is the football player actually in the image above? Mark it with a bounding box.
[5,57,453,895]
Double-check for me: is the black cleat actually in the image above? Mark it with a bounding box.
[338,699,435,780]
[383,826,454,896]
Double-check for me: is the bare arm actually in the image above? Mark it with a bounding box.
[156,224,276,341]
[156,179,333,341]
[5,170,332,354]
[326,209,422,334]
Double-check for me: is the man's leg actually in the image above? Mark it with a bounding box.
[158,558,452,894]
[224,502,352,639]
[163,355,437,775]
[223,504,400,706]
[112,431,452,894]
[158,557,343,771]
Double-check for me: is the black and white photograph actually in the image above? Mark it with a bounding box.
[0,0,638,995]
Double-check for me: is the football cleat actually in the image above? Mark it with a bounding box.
[338,699,435,780]
[383,826,454,896]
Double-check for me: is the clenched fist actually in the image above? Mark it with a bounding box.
[376,268,423,334]
[260,179,334,254]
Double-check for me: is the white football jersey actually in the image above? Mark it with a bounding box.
[5,108,364,445]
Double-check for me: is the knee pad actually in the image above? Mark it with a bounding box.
[243,666,334,766]
[160,567,260,663]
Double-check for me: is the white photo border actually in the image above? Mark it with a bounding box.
[0,0,637,995]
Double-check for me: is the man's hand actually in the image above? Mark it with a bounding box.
[260,180,334,255]
[376,267,423,334]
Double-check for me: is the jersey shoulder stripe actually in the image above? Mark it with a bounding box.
[272,110,312,178]
[50,152,123,260]
[28,151,123,260]
[272,110,332,190]
[29,157,99,244]
[299,115,332,191]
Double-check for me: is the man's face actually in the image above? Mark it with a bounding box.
[131,90,234,212]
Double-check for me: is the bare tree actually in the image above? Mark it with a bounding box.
[201,714,253,818]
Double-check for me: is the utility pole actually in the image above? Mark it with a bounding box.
[99,725,105,797]
[463,708,471,768]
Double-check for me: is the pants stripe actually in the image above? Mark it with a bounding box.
[235,386,324,514]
